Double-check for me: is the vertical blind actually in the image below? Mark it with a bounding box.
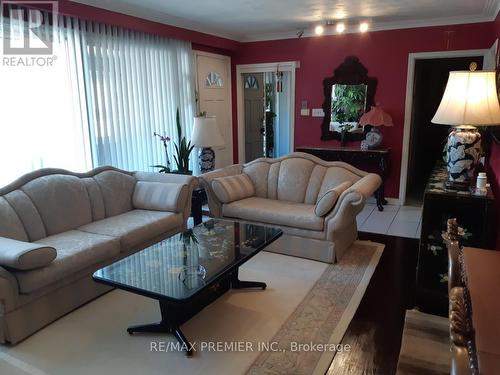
[82,22,196,172]
[0,9,92,187]
[0,8,197,188]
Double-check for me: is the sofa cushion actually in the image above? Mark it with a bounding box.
[223,197,323,231]
[78,209,183,252]
[0,237,56,270]
[304,165,327,204]
[318,167,361,198]
[20,175,93,236]
[93,170,136,217]
[3,190,47,241]
[242,162,270,198]
[82,177,106,221]
[211,174,255,203]
[14,230,120,293]
[277,158,316,203]
[133,181,188,213]
[0,197,28,241]
[314,181,353,217]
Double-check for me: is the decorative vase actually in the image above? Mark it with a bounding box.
[364,127,383,149]
[199,147,216,174]
[446,126,481,182]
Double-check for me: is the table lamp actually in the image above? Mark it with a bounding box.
[191,116,224,174]
[359,105,393,149]
[432,67,500,189]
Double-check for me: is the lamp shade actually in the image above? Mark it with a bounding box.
[432,71,500,126]
[359,105,393,127]
[191,116,224,147]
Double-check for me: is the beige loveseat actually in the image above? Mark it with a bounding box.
[199,152,381,263]
[0,167,195,344]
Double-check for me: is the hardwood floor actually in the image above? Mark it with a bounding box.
[327,232,419,375]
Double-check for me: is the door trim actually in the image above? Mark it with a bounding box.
[399,49,488,204]
[193,50,233,164]
[236,61,298,163]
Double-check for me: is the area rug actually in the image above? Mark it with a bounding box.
[0,240,383,375]
[396,309,451,375]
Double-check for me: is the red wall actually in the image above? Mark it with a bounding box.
[26,1,500,203]
[232,23,494,198]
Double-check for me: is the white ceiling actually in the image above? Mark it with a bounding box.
[73,0,500,42]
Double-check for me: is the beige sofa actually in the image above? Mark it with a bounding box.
[199,152,382,263]
[0,166,195,344]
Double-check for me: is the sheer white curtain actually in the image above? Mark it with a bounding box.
[0,10,91,187]
[81,23,197,173]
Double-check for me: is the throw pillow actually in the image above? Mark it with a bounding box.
[0,237,56,270]
[314,180,353,217]
[212,174,255,203]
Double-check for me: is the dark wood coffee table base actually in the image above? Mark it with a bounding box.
[127,270,266,356]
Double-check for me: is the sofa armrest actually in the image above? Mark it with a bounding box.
[198,164,243,217]
[0,265,19,313]
[324,173,382,240]
[133,172,197,228]
[347,173,382,200]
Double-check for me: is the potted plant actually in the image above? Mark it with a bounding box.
[151,133,171,173]
[152,108,194,175]
[172,108,194,175]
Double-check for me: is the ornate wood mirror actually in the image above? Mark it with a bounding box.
[321,56,378,141]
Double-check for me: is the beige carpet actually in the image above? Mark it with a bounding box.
[0,241,383,375]
[396,309,451,375]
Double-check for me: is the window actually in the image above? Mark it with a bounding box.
[83,28,196,172]
[0,9,197,187]
[205,71,223,88]
[0,14,91,187]
[244,75,259,89]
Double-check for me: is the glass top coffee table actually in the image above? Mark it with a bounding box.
[93,219,282,356]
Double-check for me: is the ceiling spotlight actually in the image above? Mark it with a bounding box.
[315,25,324,35]
[359,22,369,33]
[336,22,345,33]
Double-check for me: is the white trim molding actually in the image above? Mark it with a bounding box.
[399,49,489,204]
[236,61,298,163]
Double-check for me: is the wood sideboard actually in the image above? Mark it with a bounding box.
[295,146,390,211]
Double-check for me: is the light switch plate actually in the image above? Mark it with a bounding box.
[300,108,310,116]
[312,108,325,117]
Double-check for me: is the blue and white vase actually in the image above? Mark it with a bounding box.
[446,127,481,182]
[199,147,215,174]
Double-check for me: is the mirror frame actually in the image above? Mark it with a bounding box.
[321,56,378,141]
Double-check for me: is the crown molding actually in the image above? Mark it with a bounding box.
[241,12,500,42]
[74,0,500,44]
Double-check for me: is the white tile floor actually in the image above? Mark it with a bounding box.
[357,204,422,239]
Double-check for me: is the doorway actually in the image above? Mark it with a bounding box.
[405,56,483,204]
[237,62,297,163]
[243,73,265,161]
[194,51,233,169]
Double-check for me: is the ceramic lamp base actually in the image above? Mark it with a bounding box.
[364,127,383,149]
[199,147,215,174]
[446,126,481,183]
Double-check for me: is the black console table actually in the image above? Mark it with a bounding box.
[296,146,390,211]
[416,162,496,316]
